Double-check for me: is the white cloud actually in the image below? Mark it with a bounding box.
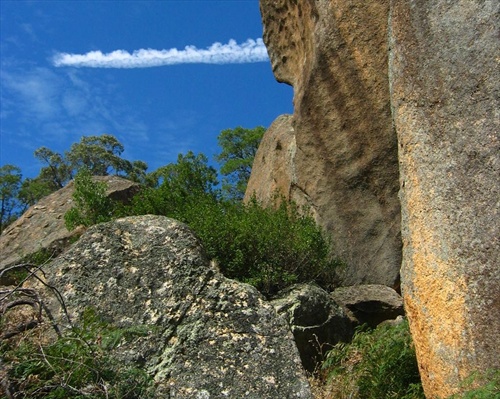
[53,38,269,68]
[1,67,62,120]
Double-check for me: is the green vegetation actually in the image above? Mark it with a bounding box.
[61,148,338,296]
[131,151,219,220]
[449,370,500,399]
[320,320,425,399]
[64,168,116,231]
[2,134,148,224]
[184,196,339,296]
[215,126,265,200]
[1,308,154,399]
[0,164,23,234]
[2,129,337,297]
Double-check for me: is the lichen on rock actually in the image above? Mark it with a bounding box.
[34,215,312,398]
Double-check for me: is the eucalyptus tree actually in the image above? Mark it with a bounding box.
[215,126,265,201]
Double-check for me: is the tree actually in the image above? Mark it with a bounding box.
[0,164,22,233]
[34,147,72,190]
[18,177,54,211]
[132,151,218,219]
[215,126,265,201]
[151,151,218,192]
[126,160,149,184]
[30,134,148,199]
[66,134,132,176]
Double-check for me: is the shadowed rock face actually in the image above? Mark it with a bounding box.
[330,284,404,328]
[272,283,354,373]
[253,0,401,287]
[34,216,312,398]
[389,1,500,397]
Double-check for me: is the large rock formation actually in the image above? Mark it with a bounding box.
[0,176,140,270]
[246,115,301,205]
[18,216,312,398]
[251,0,402,287]
[389,1,500,397]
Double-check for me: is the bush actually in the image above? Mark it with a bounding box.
[1,308,154,398]
[183,196,340,297]
[128,151,219,220]
[67,152,340,297]
[321,320,425,399]
[64,168,116,231]
[128,186,340,297]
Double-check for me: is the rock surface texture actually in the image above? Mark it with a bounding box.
[246,114,300,207]
[34,216,312,398]
[330,284,404,328]
[272,283,354,372]
[389,1,500,397]
[0,176,139,270]
[252,0,402,287]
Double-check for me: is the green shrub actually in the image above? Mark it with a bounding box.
[64,168,116,231]
[2,308,154,398]
[128,151,219,221]
[128,184,340,297]
[184,196,340,297]
[322,320,425,399]
[448,369,500,399]
[68,152,340,297]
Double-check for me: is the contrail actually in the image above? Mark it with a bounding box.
[53,39,268,68]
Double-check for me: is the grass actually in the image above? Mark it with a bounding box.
[314,319,425,399]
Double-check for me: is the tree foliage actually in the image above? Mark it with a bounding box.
[66,134,132,176]
[6,127,337,297]
[0,164,22,233]
[215,126,265,200]
[2,134,148,218]
[131,151,219,220]
[34,147,72,190]
[18,177,55,211]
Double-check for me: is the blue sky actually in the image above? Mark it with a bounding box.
[0,1,293,178]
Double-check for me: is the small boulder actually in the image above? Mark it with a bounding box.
[272,283,354,372]
[330,285,404,328]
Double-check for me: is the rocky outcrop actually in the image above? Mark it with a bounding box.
[253,0,402,287]
[330,284,404,328]
[389,1,500,398]
[245,115,302,205]
[272,283,353,372]
[0,176,139,270]
[26,215,312,398]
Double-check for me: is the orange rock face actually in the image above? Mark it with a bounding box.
[390,1,500,397]
[252,0,401,287]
